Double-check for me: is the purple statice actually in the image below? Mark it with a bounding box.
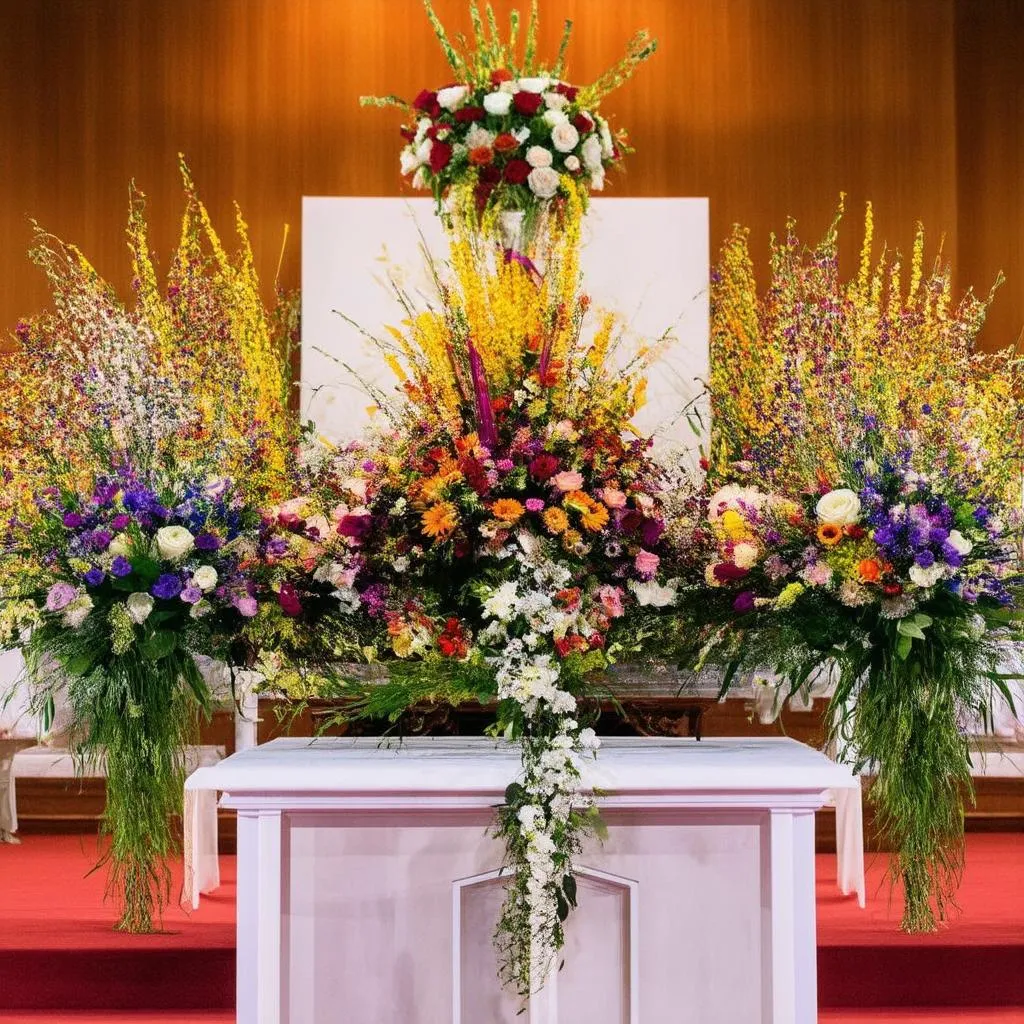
[84,567,105,587]
[929,526,950,545]
[359,582,388,617]
[63,512,84,529]
[973,506,990,526]
[733,591,756,614]
[194,533,222,552]
[941,547,963,568]
[111,556,133,578]
[265,537,289,558]
[93,481,119,506]
[89,530,112,552]
[111,514,131,531]
[151,573,183,600]
[123,488,159,514]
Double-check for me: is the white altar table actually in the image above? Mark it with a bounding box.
[187,736,851,1024]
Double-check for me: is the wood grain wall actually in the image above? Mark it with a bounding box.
[0,0,1021,348]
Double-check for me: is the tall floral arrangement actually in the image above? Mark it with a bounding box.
[362,0,656,247]
[0,162,298,931]
[694,207,1023,931]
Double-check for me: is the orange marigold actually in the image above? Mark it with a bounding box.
[422,501,458,540]
[491,498,525,523]
[816,523,843,547]
[543,507,569,534]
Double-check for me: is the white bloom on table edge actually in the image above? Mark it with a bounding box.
[527,166,560,200]
[590,168,605,191]
[155,525,195,561]
[126,592,154,624]
[815,488,862,526]
[400,147,421,175]
[550,121,579,153]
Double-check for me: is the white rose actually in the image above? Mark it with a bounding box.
[399,147,421,175]
[517,77,549,93]
[815,488,861,526]
[946,529,974,556]
[483,91,513,116]
[192,565,218,591]
[527,166,560,200]
[580,134,603,171]
[526,145,553,168]
[550,121,579,153]
[564,154,580,172]
[126,592,154,625]
[543,91,568,110]
[909,563,944,588]
[63,596,94,629]
[733,541,760,569]
[436,84,469,111]
[542,108,569,127]
[108,533,131,558]
[155,525,195,561]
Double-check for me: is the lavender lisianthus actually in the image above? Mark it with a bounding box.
[180,585,203,605]
[45,582,79,612]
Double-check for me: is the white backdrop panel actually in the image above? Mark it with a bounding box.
[301,197,709,460]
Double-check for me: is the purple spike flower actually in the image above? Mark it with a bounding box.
[467,339,498,452]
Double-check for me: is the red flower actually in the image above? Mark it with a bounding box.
[438,618,468,659]
[468,145,494,166]
[513,91,543,116]
[494,132,518,152]
[429,141,453,173]
[713,562,750,582]
[277,583,302,618]
[555,82,579,101]
[587,632,606,651]
[454,106,486,122]
[844,524,867,540]
[554,634,588,658]
[337,514,373,540]
[572,113,594,134]
[555,587,582,611]
[400,126,416,142]
[490,68,513,85]
[619,509,644,534]
[503,158,531,184]
[883,582,903,596]
[529,454,560,480]
[479,163,501,184]
[459,456,491,496]
[474,182,494,211]
[412,89,441,118]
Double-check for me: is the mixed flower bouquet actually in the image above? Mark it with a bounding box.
[692,206,1024,931]
[362,0,656,245]
[0,163,299,931]
[269,197,680,995]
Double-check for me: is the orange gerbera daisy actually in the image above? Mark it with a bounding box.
[422,502,458,540]
[579,500,609,532]
[468,146,494,166]
[491,498,525,523]
[543,507,569,534]
[816,523,843,546]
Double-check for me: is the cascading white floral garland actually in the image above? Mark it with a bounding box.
[478,539,600,997]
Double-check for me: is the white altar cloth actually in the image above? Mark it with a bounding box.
[189,736,849,1024]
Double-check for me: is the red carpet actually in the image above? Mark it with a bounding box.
[0,832,1021,1016]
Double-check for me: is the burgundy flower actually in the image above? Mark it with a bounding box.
[640,518,665,546]
[513,91,543,116]
[478,163,502,185]
[529,454,560,481]
[733,591,756,614]
[619,509,644,535]
[338,514,373,540]
[555,82,579,101]
[454,106,486,123]
[278,583,302,618]
[429,141,453,173]
[504,158,531,184]
[713,562,749,582]
[413,89,440,117]
[572,113,594,134]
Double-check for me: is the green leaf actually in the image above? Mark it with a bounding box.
[62,652,97,677]
[504,782,527,806]
[896,633,913,661]
[563,874,577,908]
[139,631,177,661]
[555,890,569,922]
[897,620,927,640]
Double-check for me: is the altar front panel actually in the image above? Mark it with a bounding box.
[279,811,760,1024]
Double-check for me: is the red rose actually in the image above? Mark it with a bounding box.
[454,106,486,122]
[513,91,543,116]
[503,158,531,184]
[529,454,559,480]
[555,82,579,101]
[478,163,501,184]
[413,89,438,112]
[490,68,513,85]
[429,141,453,172]
[572,113,594,134]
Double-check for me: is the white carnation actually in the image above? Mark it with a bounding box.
[155,525,195,561]
[527,166,560,200]
[909,563,944,588]
[483,90,513,116]
[629,580,678,608]
[464,124,495,150]
[732,541,760,569]
[126,592,154,625]
[550,121,579,153]
[542,108,569,128]
[543,91,568,110]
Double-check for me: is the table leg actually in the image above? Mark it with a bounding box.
[237,808,283,1024]
[760,809,817,1023]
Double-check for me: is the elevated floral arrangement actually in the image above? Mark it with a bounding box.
[0,162,299,931]
[258,191,683,994]
[687,203,1023,931]
[361,0,656,246]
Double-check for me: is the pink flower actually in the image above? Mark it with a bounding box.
[598,584,624,618]
[235,595,259,618]
[634,550,660,579]
[45,582,78,612]
[552,470,584,492]
[600,487,627,509]
[525,498,545,512]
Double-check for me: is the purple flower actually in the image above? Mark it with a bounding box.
[194,533,222,552]
[921,403,932,415]
[151,573,183,600]
[496,459,515,473]
[63,512,84,529]
[111,556,133,578]
[640,518,665,547]
[360,582,387,617]
[942,547,963,568]
[180,585,203,605]
[84,568,105,587]
[45,582,79,612]
[111,514,131,531]
[525,498,545,513]
[123,488,158,513]
[467,339,498,451]
[915,550,935,568]
[90,530,112,552]
[234,594,259,618]
[973,506,990,526]
[338,514,373,540]
[929,527,949,545]
[265,537,289,557]
[733,591,756,614]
